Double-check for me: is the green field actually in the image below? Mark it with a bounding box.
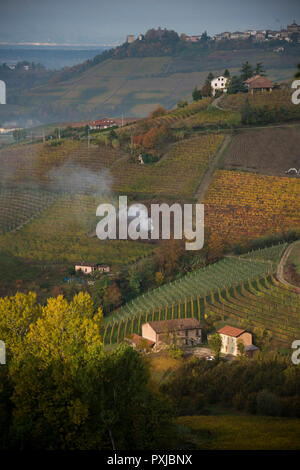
[177,415,300,450]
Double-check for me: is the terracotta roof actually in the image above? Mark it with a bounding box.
[244,75,261,84]
[147,318,202,334]
[218,326,246,337]
[248,77,272,89]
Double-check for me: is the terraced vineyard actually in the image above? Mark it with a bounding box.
[206,275,300,347]
[0,188,57,234]
[241,243,288,263]
[203,170,300,253]
[103,256,275,344]
[112,134,224,197]
[171,108,241,129]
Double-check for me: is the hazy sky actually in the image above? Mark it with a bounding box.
[1,0,300,44]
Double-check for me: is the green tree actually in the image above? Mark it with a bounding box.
[205,72,214,85]
[240,61,253,81]
[295,63,300,78]
[237,339,245,356]
[177,100,188,108]
[192,86,202,102]
[227,76,247,94]
[255,62,266,76]
[224,69,230,78]
[208,333,222,360]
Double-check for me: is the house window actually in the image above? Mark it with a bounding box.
[185,330,188,337]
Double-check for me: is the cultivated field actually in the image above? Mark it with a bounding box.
[203,170,300,252]
[103,255,275,344]
[112,134,225,198]
[222,127,300,176]
[221,88,297,112]
[0,193,154,265]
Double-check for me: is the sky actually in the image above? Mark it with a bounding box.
[1,0,300,45]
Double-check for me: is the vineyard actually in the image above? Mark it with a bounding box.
[222,127,300,176]
[0,188,57,234]
[221,89,298,112]
[103,269,300,348]
[0,140,124,189]
[103,255,275,344]
[203,170,300,254]
[111,134,224,197]
[241,243,288,263]
[171,108,241,129]
[206,275,300,347]
[0,193,154,265]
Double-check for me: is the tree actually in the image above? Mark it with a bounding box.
[177,100,188,108]
[103,283,122,312]
[205,72,214,86]
[295,63,300,78]
[224,69,230,78]
[128,266,142,295]
[201,83,212,97]
[227,75,247,94]
[208,333,222,360]
[0,292,41,359]
[192,86,202,102]
[240,61,253,81]
[255,62,266,76]
[237,339,245,356]
[148,105,167,119]
[90,276,111,310]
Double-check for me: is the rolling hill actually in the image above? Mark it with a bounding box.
[1,40,300,125]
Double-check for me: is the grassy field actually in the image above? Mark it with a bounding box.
[177,415,300,449]
[221,126,300,176]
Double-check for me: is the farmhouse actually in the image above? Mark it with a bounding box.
[244,75,273,93]
[142,318,203,347]
[75,263,111,274]
[218,325,258,357]
[88,119,117,130]
[211,76,228,96]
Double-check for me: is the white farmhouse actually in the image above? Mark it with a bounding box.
[211,76,228,96]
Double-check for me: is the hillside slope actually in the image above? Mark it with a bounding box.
[3,44,300,124]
